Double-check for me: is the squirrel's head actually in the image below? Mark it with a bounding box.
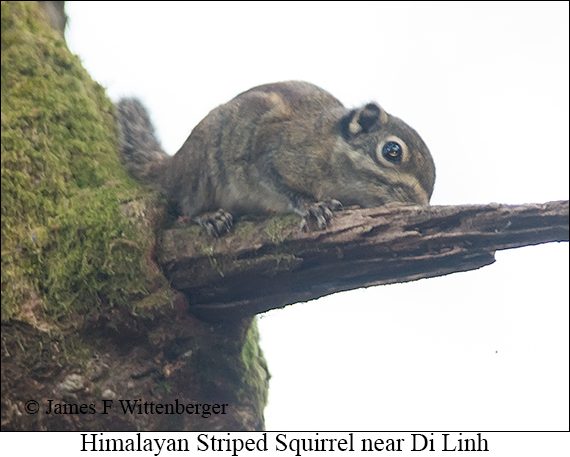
[337,103,435,206]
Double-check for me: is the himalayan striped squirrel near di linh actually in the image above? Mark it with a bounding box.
[117,81,436,236]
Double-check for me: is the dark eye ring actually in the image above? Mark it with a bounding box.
[382,141,403,164]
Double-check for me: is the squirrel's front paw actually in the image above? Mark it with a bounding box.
[300,199,343,232]
[197,209,234,237]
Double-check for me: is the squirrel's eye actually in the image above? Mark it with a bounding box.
[382,141,402,164]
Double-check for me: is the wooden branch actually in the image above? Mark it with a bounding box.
[157,200,569,321]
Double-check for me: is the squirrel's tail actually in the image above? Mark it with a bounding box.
[116,98,170,191]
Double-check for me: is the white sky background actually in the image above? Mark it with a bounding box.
[65,1,569,431]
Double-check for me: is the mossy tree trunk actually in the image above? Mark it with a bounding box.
[1,1,268,431]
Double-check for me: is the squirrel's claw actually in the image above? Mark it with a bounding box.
[301,199,343,232]
[197,209,234,237]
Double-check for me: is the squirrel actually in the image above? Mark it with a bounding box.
[116,81,435,236]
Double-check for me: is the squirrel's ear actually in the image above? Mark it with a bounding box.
[341,103,387,138]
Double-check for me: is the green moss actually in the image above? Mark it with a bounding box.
[1,1,168,323]
[263,214,300,244]
[192,318,269,414]
[231,220,260,239]
[240,318,270,414]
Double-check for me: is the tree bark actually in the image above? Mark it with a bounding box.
[158,200,569,321]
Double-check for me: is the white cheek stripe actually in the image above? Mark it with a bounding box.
[391,173,429,204]
[412,180,430,204]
